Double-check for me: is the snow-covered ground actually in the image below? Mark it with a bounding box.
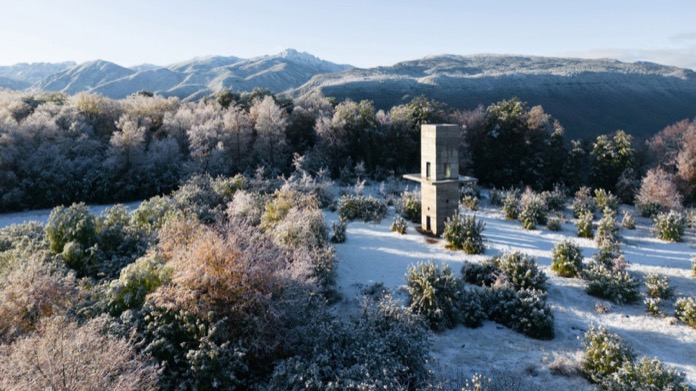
[326,197,696,388]
[0,201,142,229]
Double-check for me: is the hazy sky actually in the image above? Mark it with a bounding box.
[2,0,696,69]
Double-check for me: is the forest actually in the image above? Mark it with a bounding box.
[1,88,696,390]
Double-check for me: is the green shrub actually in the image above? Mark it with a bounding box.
[46,203,98,276]
[594,188,619,211]
[621,211,636,230]
[581,325,636,383]
[495,251,547,292]
[337,195,388,223]
[46,203,97,255]
[461,195,479,211]
[573,186,596,218]
[518,189,548,230]
[391,216,407,234]
[405,261,462,331]
[485,287,554,340]
[644,297,664,317]
[502,190,520,220]
[399,189,421,223]
[330,219,347,243]
[130,195,177,234]
[637,200,662,218]
[106,253,172,315]
[443,212,485,255]
[577,210,594,238]
[674,297,696,328]
[607,357,693,391]
[546,215,562,231]
[461,259,498,287]
[644,273,673,300]
[541,185,567,211]
[595,207,619,247]
[488,188,503,206]
[459,288,487,328]
[551,240,583,277]
[583,264,639,304]
[653,211,686,242]
[268,296,430,390]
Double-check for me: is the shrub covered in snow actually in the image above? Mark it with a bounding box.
[594,188,619,211]
[391,216,408,234]
[268,296,430,390]
[582,325,692,390]
[692,258,696,277]
[406,261,462,331]
[546,215,563,231]
[443,212,485,254]
[458,290,487,329]
[653,211,686,242]
[502,190,520,220]
[583,264,639,304]
[674,297,696,328]
[581,325,636,383]
[518,188,548,230]
[495,251,548,292]
[0,316,157,390]
[607,357,692,391]
[644,273,673,300]
[106,253,171,315]
[551,240,583,278]
[644,297,664,317]
[130,195,177,235]
[46,203,98,276]
[541,185,567,212]
[337,194,388,223]
[595,207,619,247]
[461,194,480,211]
[621,211,636,230]
[484,286,554,340]
[488,187,503,206]
[330,219,347,243]
[577,210,594,238]
[573,186,596,218]
[398,188,421,223]
[460,259,498,287]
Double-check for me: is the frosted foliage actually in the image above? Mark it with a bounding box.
[251,95,288,166]
[0,316,157,390]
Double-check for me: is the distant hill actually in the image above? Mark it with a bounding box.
[2,52,696,139]
[0,61,75,84]
[291,54,696,139]
[25,49,352,100]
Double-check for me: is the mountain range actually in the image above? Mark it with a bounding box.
[1,50,696,138]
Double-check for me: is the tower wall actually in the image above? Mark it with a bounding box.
[420,124,460,236]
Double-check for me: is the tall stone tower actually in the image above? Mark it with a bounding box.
[404,124,462,236]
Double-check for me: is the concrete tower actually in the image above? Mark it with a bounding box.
[404,124,468,236]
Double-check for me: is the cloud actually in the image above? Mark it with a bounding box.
[562,47,696,71]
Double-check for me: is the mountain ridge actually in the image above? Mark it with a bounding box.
[2,52,696,138]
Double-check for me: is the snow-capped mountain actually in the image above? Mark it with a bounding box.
[0,61,76,84]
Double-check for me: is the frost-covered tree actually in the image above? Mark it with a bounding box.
[251,95,288,168]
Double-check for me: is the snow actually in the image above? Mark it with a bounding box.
[326,195,696,387]
[0,201,142,229]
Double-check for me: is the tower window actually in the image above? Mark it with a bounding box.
[426,162,431,179]
[444,163,451,178]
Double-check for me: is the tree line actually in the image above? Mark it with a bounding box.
[0,88,693,212]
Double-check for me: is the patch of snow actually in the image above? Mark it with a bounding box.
[327,196,696,387]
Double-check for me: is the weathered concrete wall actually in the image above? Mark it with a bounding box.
[420,124,460,235]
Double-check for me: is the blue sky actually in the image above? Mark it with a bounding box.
[2,0,696,69]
